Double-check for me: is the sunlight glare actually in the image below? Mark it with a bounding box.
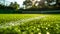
[37,0,41,1]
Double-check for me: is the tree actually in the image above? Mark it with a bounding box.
[9,2,14,8]
[31,0,37,8]
[13,2,19,10]
[56,0,60,7]
[46,0,56,6]
[23,0,46,9]
[23,0,32,9]
[56,0,59,4]
[9,2,20,10]
[56,0,60,5]
[46,0,52,6]
[37,0,46,8]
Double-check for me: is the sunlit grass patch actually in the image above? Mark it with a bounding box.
[0,14,60,34]
[0,14,44,23]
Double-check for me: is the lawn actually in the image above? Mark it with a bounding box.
[0,14,60,34]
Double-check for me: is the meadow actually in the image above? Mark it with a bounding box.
[0,14,60,34]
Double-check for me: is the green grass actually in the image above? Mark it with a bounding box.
[0,14,60,34]
[0,14,43,23]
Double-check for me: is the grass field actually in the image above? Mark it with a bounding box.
[0,14,60,34]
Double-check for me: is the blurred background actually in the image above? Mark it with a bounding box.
[0,0,60,13]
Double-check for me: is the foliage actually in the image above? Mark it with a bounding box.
[0,0,60,11]
[23,0,60,9]
[9,2,20,10]
[23,0,32,9]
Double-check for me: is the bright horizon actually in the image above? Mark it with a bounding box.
[6,0,25,7]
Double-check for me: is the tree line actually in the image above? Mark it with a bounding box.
[23,0,60,9]
[0,0,60,11]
